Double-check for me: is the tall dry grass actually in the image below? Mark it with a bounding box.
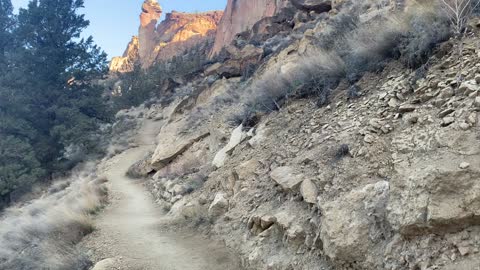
[0,163,108,270]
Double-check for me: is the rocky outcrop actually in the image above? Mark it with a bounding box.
[151,129,210,170]
[110,0,223,72]
[139,0,162,62]
[151,11,222,66]
[210,0,291,56]
[109,36,139,73]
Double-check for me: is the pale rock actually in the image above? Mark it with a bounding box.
[274,211,296,229]
[459,122,471,130]
[475,96,480,108]
[260,215,276,230]
[467,112,477,125]
[172,184,188,196]
[441,117,455,127]
[388,156,480,236]
[300,179,318,204]
[208,193,229,217]
[388,98,399,108]
[213,124,248,168]
[92,258,118,270]
[320,181,389,263]
[151,130,210,170]
[438,108,455,118]
[235,159,259,181]
[286,224,306,244]
[440,87,455,99]
[459,162,470,169]
[270,166,304,191]
[459,80,479,95]
[398,104,416,113]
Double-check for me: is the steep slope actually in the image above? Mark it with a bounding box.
[104,0,480,268]
[110,0,222,72]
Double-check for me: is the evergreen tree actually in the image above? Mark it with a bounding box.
[0,0,112,203]
[0,0,13,64]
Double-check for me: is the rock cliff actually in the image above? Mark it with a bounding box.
[110,0,223,72]
[210,0,290,56]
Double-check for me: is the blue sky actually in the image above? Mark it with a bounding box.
[11,0,227,59]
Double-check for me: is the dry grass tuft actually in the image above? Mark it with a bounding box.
[0,164,108,270]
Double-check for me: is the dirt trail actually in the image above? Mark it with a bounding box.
[82,120,242,270]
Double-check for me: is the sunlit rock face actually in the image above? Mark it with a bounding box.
[109,36,139,73]
[210,0,290,57]
[110,0,223,73]
[151,11,223,67]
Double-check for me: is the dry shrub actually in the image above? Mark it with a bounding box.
[0,164,108,270]
[241,0,452,118]
[244,50,346,112]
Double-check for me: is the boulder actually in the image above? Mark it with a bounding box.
[270,166,304,191]
[320,181,389,263]
[291,0,332,13]
[151,130,210,170]
[388,155,480,236]
[208,193,229,217]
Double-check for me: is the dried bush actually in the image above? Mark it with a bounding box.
[0,165,108,270]
[244,50,346,113]
[399,3,451,68]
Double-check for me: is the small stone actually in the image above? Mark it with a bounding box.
[388,98,399,108]
[260,215,276,230]
[468,112,477,125]
[398,104,416,113]
[459,122,470,130]
[459,162,470,169]
[475,96,480,108]
[404,113,419,125]
[459,80,480,95]
[208,193,229,217]
[441,117,455,127]
[458,246,470,256]
[439,87,454,98]
[300,179,318,204]
[438,108,455,118]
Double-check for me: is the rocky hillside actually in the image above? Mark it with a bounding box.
[109,0,223,72]
[107,0,480,269]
